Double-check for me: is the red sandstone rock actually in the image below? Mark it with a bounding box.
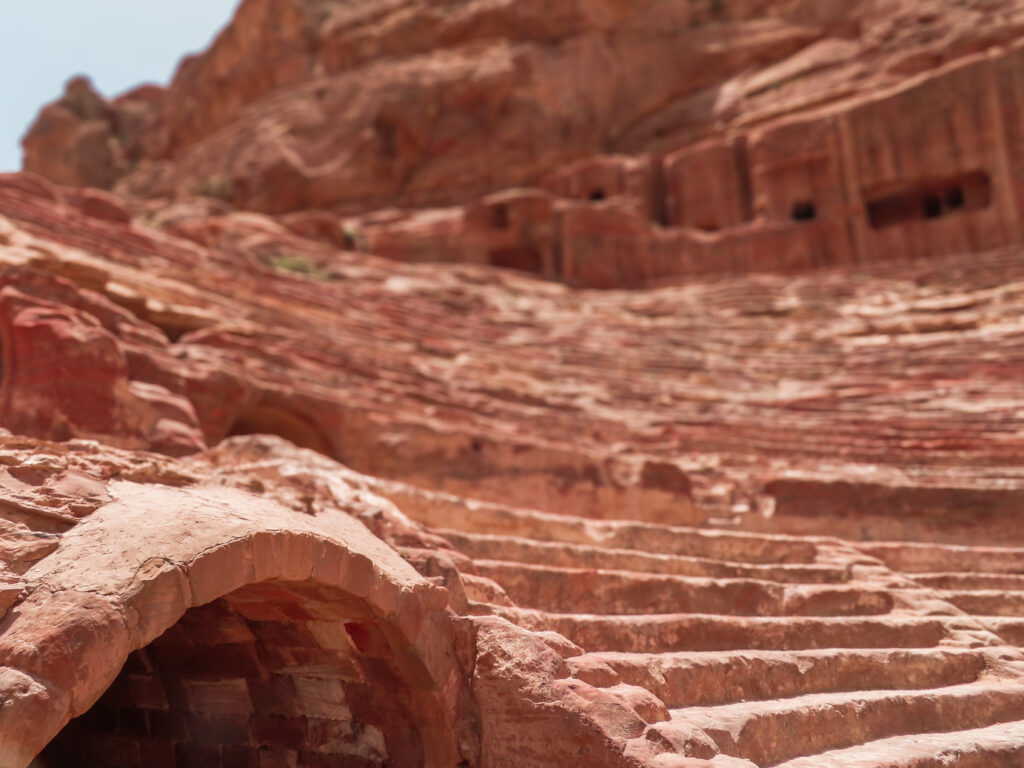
[21,77,126,190]
[26,0,988,214]
[12,3,1024,767]
[0,269,205,455]
[9,167,1024,765]
[22,0,1024,290]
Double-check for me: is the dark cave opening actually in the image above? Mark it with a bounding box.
[488,245,544,274]
[34,583,425,768]
[225,405,334,458]
[865,170,991,229]
[790,201,817,222]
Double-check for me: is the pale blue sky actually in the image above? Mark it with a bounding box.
[0,0,240,171]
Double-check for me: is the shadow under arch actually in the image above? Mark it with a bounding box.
[225,403,335,459]
[0,484,466,768]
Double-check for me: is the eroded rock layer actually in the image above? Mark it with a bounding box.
[5,165,1024,766]
[9,0,1024,766]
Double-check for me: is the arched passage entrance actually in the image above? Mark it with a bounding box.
[225,404,335,458]
[0,484,467,768]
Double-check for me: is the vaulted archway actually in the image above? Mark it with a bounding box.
[0,485,467,768]
[225,404,335,458]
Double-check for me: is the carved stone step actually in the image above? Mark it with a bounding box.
[405,501,821,563]
[437,529,848,583]
[773,717,1024,768]
[472,559,892,616]
[570,647,992,708]
[933,590,1024,617]
[672,682,1024,766]
[476,606,952,653]
[913,572,1024,590]
[858,542,1024,575]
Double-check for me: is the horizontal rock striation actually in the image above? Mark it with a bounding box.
[9,2,1024,766]
[5,164,1024,764]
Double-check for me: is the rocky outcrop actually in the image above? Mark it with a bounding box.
[20,0,816,210]
[24,0,1024,215]
[360,38,1024,287]
[0,266,204,456]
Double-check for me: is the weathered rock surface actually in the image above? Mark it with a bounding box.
[10,1,1024,766]
[23,0,1024,288]
[9,173,1024,544]
[22,0,1024,213]
[7,163,1024,765]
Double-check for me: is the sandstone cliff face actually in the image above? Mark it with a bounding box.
[26,0,1022,214]
[25,0,819,210]
[25,0,1024,287]
[11,1,1024,767]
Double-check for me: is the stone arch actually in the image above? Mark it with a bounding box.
[225,403,334,458]
[0,485,466,767]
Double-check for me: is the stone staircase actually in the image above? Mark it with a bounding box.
[397,494,1024,767]
[12,176,1024,549]
[12,172,1024,764]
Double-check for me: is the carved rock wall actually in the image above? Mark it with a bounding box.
[360,40,1024,287]
[12,3,1024,766]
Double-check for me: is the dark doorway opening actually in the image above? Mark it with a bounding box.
[36,583,423,768]
[922,195,943,219]
[225,405,333,457]
[865,170,991,229]
[791,201,817,222]
[491,204,510,230]
[488,246,544,274]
